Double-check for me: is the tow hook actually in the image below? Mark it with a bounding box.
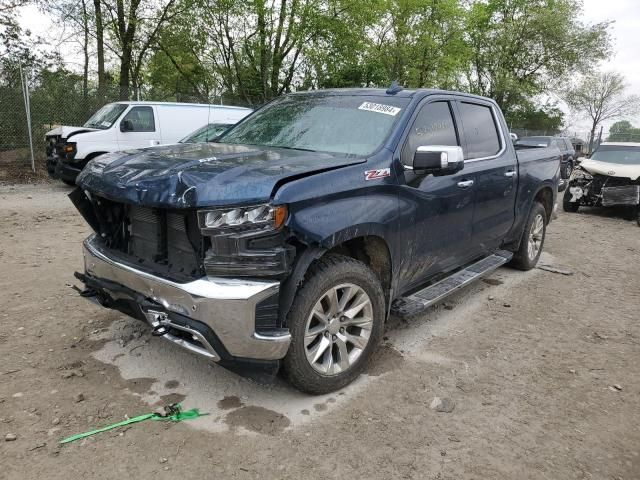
[146,310,170,336]
[152,324,169,336]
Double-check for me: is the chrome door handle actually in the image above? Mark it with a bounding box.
[504,170,517,177]
[457,180,474,188]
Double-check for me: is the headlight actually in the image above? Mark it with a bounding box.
[198,204,287,231]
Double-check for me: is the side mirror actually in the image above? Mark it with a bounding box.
[412,145,464,175]
[120,119,134,132]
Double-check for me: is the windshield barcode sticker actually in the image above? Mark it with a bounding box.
[358,102,401,116]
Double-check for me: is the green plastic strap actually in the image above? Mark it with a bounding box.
[60,405,208,445]
[59,413,156,444]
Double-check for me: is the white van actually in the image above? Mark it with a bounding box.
[45,101,252,184]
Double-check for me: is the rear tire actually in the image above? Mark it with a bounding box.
[510,202,547,271]
[282,254,385,394]
[562,161,574,179]
[563,189,580,213]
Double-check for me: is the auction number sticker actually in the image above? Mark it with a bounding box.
[358,102,401,116]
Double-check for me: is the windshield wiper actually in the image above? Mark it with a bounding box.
[271,145,317,153]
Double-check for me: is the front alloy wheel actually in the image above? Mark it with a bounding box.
[304,283,373,375]
[283,254,385,394]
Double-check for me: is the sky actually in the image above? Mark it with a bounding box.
[17,0,640,136]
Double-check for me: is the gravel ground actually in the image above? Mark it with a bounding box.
[1,183,639,480]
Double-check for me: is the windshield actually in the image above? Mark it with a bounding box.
[219,94,409,156]
[180,123,234,143]
[516,136,551,147]
[591,145,640,165]
[83,103,128,129]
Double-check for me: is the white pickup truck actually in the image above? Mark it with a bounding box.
[46,101,252,185]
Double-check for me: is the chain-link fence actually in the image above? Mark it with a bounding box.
[0,81,121,182]
[0,76,255,183]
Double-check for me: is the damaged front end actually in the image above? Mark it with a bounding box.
[69,187,297,378]
[566,167,640,208]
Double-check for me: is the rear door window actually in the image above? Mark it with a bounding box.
[458,102,501,159]
[122,106,156,132]
[401,101,459,165]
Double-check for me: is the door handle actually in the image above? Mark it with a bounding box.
[457,180,474,188]
[504,170,517,178]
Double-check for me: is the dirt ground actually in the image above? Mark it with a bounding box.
[1,182,639,480]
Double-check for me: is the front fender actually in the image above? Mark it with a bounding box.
[287,191,398,249]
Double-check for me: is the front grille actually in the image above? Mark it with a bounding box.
[46,135,63,157]
[590,174,637,196]
[129,206,164,262]
[93,199,204,280]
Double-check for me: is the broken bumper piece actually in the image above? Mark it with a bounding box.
[602,185,640,207]
[78,235,291,375]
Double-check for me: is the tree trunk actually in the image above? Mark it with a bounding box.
[94,0,106,97]
[119,50,131,100]
[588,122,597,154]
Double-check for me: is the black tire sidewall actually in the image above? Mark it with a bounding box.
[283,254,385,394]
[511,202,547,270]
[563,188,580,212]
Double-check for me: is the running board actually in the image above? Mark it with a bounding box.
[391,250,513,318]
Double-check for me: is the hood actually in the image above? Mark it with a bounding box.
[45,125,98,140]
[580,158,640,180]
[76,142,363,208]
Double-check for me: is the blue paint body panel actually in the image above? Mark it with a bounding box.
[77,89,560,298]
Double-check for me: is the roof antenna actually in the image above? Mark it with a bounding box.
[386,80,403,95]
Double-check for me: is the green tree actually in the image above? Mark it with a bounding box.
[607,120,640,142]
[508,101,564,133]
[566,71,640,151]
[464,0,610,118]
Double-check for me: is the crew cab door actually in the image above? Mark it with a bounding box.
[116,105,161,150]
[396,98,477,290]
[455,99,517,253]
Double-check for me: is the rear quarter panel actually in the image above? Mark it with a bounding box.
[506,145,561,245]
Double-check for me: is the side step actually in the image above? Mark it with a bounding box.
[391,250,513,318]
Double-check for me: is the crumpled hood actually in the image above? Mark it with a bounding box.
[76,142,363,208]
[45,125,98,139]
[580,158,640,180]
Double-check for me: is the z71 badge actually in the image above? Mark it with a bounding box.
[364,168,391,180]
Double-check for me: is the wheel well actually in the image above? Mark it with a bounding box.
[534,187,553,222]
[326,236,392,301]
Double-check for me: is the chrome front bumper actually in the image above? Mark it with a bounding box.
[82,235,291,361]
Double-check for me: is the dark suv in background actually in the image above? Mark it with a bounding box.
[516,136,575,179]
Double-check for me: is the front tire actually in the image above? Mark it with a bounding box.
[563,189,580,213]
[510,202,547,271]
[282,254,385,394]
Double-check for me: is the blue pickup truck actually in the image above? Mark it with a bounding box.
[71,88,561,394]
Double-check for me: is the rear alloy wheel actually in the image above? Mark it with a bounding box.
[563,161,574,179]
[283,254,385,394]
[510,202,547,271]
[527,213,545,261]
